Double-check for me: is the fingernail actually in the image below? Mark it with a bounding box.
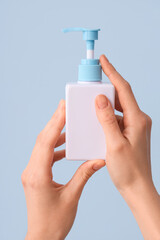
[97,95,108,109]
[100,54,109,62]
[92,162,105,171]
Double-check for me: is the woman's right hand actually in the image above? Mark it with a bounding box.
[95,55,160,240]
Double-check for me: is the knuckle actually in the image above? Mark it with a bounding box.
[28,173,42,189]
[51,113,65,132]
[135,113,148,134]
[108,68,117,80]
[111,140,126,152]
[27,172,45,189]
[146,115,152,128]
[106,117,115,126]
[36,130,50,148]
[81,169,93,182]
[123,81,131,91]
[21,170,27,187]
[36,130,54,150]
[103,111,116,126]
[21,168,48,190]
[139,114,147,130]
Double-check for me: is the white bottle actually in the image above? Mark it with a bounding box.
[63,28,115,160]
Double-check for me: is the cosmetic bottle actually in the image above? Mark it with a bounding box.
[63,28,115,160]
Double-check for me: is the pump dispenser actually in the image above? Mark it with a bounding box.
[63,28,102,82]
[63,28,115,160]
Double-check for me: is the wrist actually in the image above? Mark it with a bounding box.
[119,177,160,239]
[119,177,157,207]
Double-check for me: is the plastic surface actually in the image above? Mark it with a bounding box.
[62,27,102,82]
[66,82,115,160]
[87,50,94,59]
[63,28,115,160]
[79,60,102,82]
[62,28,100,41]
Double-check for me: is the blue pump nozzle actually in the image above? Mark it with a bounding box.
[62,28,102,82]
[62,28,100,57]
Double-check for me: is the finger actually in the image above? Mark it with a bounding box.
[100,55,140,118]
[51,149,65,167]
[31,100,65,173]
[38,100,65,150]
[143,113,152,173]
[53,149,65,164]
[55,132,65,148]
[95,95,123,145]
[116,115,123,121]
[115,90,123,112]
[116,115,124,132]
[65,159,105,200]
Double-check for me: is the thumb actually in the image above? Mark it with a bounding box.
[66,159,105,200]
[95,95,122,145]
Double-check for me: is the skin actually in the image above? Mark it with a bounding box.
[22,55,160,240]
[21,100,105,240]
[95,55,160,240]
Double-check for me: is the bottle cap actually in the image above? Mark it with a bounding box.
[62,28,102,82]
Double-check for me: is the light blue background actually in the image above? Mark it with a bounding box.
[1,0,160,239]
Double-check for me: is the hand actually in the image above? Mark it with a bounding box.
[96,55,152,192]
[21,100,105,240]
[95,55,160,240]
